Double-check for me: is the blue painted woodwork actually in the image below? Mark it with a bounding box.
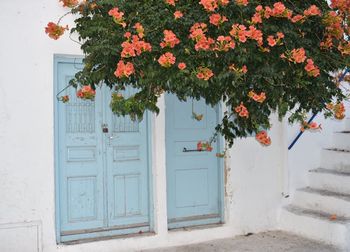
[55,57,151,242]
[165,95,223,229]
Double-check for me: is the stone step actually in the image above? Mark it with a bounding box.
[332,131,350,150]
[309,168,350,194]
[293,187,350,218]
[279,205,350,249]
[320,148,350,171]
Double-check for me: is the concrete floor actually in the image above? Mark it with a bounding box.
[142,231,340,252]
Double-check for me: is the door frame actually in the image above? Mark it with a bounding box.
[53,55,154,243]
[164,95,225,228]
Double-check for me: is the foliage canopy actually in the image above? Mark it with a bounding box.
[48,0,350,146]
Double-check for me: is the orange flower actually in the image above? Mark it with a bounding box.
[300,121,322,132]
[251,13,262,24]
[255,131,271,146]
[158,52,176,67]
[272,2,286,16]
[290,14,305,23]
[304,59,320,77]
[304,5,321,16]
[174,11,183,19]
[190,23,208,42]
[214,36,235,51]
[209,13,228,26]
[248,91,266,103]
[288,48,307,63]
[235,102,249,118]
[267,36,277,47]
[114,60,135,78]
[229,64,247,74]
[134,23,145,38]
[45,22,68,40]
[178,62,187,70]
[199,0,218,12]
[76,85,96,100]
[108,7,126,27]
[59,0,78,8]
[160,30,180,48]
[165,0,178,6]
[235,0,248,6]
[121,35,152,58]
[196,67,214,80]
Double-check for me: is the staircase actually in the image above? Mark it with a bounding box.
[280,118,350,250]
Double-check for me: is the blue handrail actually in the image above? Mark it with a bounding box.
[288,68,349,150]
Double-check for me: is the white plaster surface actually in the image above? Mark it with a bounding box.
[0,1,347,251]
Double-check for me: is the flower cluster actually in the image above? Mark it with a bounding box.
[59,95,69,103]
[248,91,266,103]
[230,24,263,45]
[327,102,346,120]
[305,59,320,77]
[197,141,213,152]
[255,131,271,146]
[114,61,135,78]
[229,64,247,75]
[59,0,78,8]
[199,0,229,12]
[235,102,249,118]
[45,22,68,40]
[267,32,284,47]
[174,11,183,19]
[196,67,214,80]
[214,36,235,51]
[108,7,126,27]
[76,85,96,101]
[209,13,228,26]
[158,52,176,68]
[121,34,152,58]
[300,121,322,132]
[160,30,180,48]
[165,0,178,6]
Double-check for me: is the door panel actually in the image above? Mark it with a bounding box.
[104,87,150,228]
[57,62,105,233]
[166,94,222,228]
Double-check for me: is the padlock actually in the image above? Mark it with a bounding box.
[102,124,109,133]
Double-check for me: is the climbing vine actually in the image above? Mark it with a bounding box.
[47,0,350,147]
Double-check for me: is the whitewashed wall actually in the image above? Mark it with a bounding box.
[285,102,349,197]
[0,1,298,251]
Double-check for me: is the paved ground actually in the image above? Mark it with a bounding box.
[142,231,340,252]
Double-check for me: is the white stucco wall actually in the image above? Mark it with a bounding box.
[0,1,292,251]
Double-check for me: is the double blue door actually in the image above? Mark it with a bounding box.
[166,95,223,229]
[55,58,151,242]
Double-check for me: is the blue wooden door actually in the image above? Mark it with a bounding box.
[56,58,151,242]
[103,87,150,231]
[165,95,222,229]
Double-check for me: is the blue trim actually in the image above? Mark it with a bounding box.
[288,68,349,151]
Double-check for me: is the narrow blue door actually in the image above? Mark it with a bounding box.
[103,87,150,232]
[165,95,222,229]
[56,60,105,238]
[56,58,151,242]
